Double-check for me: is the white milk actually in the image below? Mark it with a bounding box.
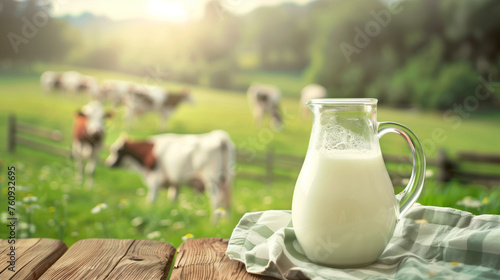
[292,151,398,267]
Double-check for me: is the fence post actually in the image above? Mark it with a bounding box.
[437,149,455,183]
[8,114,16,153]
[266,145,274,187]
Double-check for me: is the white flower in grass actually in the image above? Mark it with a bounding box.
[131,217,144,227]
[91,203,108,214]
[182,233,194,241]
[147,231,161,239]
[47,219,55,227]
[214,207,227,217]
[456,197,482,208]
[25,204,40,213]
[71,232,79,237]
[16,185,30,191]
[23,195,38,203]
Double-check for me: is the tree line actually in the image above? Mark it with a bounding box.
[1,0,499,109]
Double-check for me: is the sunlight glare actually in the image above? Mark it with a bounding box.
[147,0,188,22]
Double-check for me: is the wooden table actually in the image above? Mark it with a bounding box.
[0,238,277,280]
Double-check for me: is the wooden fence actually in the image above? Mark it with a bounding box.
[7,114,69,157]
[7,114,500,188]
[236,146,500,188]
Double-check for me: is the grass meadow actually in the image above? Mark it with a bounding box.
[1,65,500,248]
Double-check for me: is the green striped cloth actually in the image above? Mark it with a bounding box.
[226,204,500,279]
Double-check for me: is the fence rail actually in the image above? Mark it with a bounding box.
[7,114,70,157]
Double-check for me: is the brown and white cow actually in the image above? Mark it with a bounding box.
[72,101,112,188]
[247,83,283,129]
[299,84,327,117]
[105,130,235,221]
[124,85,193,131]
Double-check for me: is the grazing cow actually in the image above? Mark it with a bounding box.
[299,84,327,117]
[61,71,100,97]
[40,71,100,98]
[105,130,235,221]
[124,85,193,130]
[247,83,283,129]
[99,80,136,107]
[72,101,111,188]
[40,71,63,94]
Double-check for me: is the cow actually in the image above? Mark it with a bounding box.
[105,130,235,221]
[247,83,283,129]
[72,101,112,188]
[40,71,100,98]
[40,71,63,94]
[124,85,193,131]
[299,84,327,117]
[61,71,100,97]
[99,80,137,107]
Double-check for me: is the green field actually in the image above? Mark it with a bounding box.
[1,66,499,248]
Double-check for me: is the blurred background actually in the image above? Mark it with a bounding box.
[1,0,499,247]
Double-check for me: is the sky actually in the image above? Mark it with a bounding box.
[52,0,313,22]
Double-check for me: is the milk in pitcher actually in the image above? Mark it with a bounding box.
[292,151,398,267]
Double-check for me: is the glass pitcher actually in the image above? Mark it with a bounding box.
[292,98,425,267]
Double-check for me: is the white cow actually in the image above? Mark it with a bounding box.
[124,85,193,131]
[247,83,283,129]
[105,130,235,221]
[300,84,327,117]
[72,101,111,188]
[40,71,62,94]
[99,80,136,107]
[40,71,100,98]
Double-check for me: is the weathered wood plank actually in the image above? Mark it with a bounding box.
[39,239,133,280]
[0,238,67,280]
[171,238,275,280]
[106,240,176,280]
[38,239,175,280]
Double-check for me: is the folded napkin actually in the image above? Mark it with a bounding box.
[226,204,500,280]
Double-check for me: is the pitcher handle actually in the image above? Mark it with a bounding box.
[378,122,426,219]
